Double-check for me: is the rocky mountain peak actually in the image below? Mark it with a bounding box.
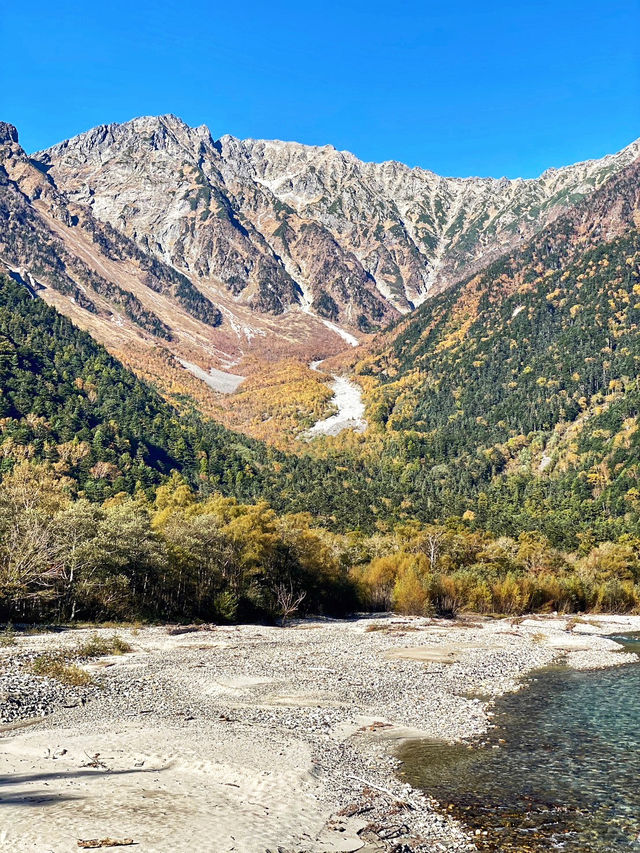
[0,122,19,144]
[34,117,640,324]
[41,113,215,165]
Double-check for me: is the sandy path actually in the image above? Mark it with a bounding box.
[1,723,327,852]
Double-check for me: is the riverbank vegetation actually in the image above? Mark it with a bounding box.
[1,461,640,623]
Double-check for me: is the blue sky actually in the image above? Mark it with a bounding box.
[2,0,638,177]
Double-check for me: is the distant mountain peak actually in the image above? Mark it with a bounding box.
[0,122,19,144]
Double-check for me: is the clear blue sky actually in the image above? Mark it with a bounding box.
[2,0,638,177]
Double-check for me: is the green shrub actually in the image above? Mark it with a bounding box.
[0,624,16,646]
[214,591,239,622]
[491,573,527,615]
[392,565,430,615]
[595,579,638,613]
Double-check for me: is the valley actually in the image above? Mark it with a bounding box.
[3,0,639,848]
[2,115,640,540]
[3,116,640,449]
[2,111,640,853]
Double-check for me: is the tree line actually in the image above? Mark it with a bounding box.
[2,460,639,623]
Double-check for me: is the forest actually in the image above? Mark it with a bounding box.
[2,460,640,623]
[3,210,640,624]
[351,219,640,547]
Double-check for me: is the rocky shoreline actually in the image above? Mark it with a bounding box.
[1,614,639,852]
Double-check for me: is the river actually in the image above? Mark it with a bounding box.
[398,633,640,851]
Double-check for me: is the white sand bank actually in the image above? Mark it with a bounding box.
[178,359,245,393]
[305,361,366,437]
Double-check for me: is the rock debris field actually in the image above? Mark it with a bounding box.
[1,613,639,853]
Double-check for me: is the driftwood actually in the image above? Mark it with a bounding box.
[358,721,393,732]
[337,801,375,818]
[81,752,108,769]
[0,717,42,733]
[346,774,419,809]
[77,840,134,849]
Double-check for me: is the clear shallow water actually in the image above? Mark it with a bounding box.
[399,634,640,852]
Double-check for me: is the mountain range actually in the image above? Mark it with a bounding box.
[37,115,640,317]
[2,117,638,369]
[2,114,640,539]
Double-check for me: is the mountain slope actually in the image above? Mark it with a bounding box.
[4,145,640,546]
[0,271,279,502]
[0,121,357,445]
[0,270,395,528]
[354,159,640,543]
[39,115,640,318]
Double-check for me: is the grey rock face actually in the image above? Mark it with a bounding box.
[36,115,640,327]
[36,116,309,319]
[0,122,222,336]
[0,122,19,144]
[223,133,640,304]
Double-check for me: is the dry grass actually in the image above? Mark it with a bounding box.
[364,622,421,634]
[26,633,132,686]
[564,616,602,632]
[74,634,132,658]
[29,654,93,686]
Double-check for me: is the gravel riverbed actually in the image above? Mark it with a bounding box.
[1,613,639,852]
